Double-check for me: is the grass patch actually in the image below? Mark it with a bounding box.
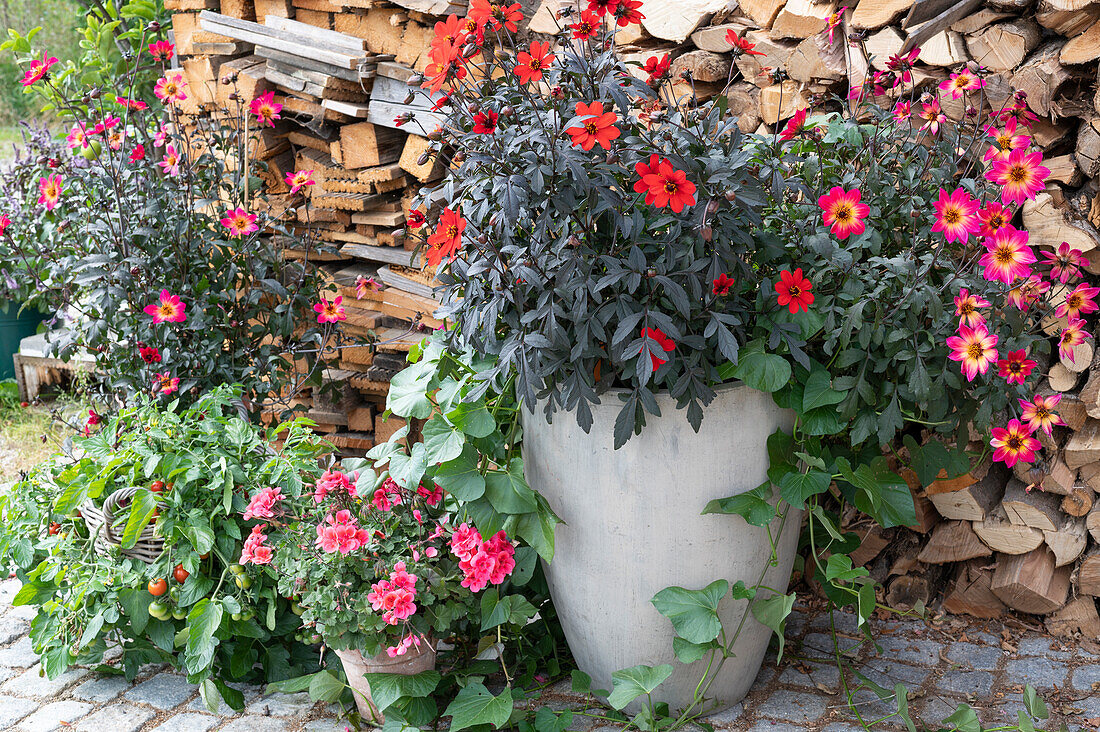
[0,379,86,483]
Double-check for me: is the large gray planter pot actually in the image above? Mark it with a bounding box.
[522,382,800,713]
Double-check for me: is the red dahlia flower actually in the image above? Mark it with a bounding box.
[426,207,465,266]
[640,327,674,370]
[571,10,601,39]
[774,268,814,313]
[514,41,554,85]
[996,350,1036,385]
[635,156,696,212]
[712,273,735,296]
[566,101,620,151]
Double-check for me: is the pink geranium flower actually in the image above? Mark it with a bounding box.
[239,524,273,564]
[143,289,187,323]
[313,469,359,503]
[243,487,284,521]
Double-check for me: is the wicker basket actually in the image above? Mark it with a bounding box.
[81,486,164,564]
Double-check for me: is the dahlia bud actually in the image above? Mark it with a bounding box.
[1015,90,1027,101]
[228,92,239,101]
[679,69,692,82]
[403,91,415,105]
[462,42,477,57]
[501,106,514,117]
[551,86,564,99]
[467,102,479,114]
[427,128,443,141]
[567,235,581,247]
[148,20,161,32]
[725,190,737,202]
[646,268,657,278]
[36,156,48,166]
[417,152,431,166]
[965,106,977,118]
[130,266,140,276]
[409,73,425,85]
[605,153,618,164]
[230,320,238,327]
[452,151,466,164]
[700,225,713,241]
[910,209,920,219]
[477,234,488,244]
[706,199,719,215]
[966,60,981,74]
[88,87,100,99]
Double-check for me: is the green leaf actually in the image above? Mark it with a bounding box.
[515,495,559,562]
[835,457,916,529]
[606,664,673,711]
[54,480,89,516]
[363,671,441,711]
[422,417,467,464]
[750,592,795,661]
[387,359,437,419]
[942,704,980,732]
[894,684,917,732]
[448,402,496,438]
[119,587,152,635]
[120,489,157,550]
[671,637,713,664]
[483,459,538,514]
[702,482,776,527]
[444,683,514,732]
[308,670,346,702]
[433,445,486,501]
[181,514,215,554]
[389,442,429,491]
[1023,685,1048,720]
[726,343,791,393]
[651,580,728,644]
[185,598,223,675]
[265,675,316,695]
[802,368,846,412]
[778,470,831,508]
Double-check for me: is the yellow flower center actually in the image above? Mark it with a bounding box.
[1006,434,1023,451]
[966,342,985,361]
[1007,164,1028,183]
[832,203,852,222]
[943,207,960,224]
[585,121,598,135]
[994,245,1014,264]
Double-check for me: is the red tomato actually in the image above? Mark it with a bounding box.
[173,564,190,583]
[148,578,168,596]
[47,522,60,535]
[149,481,165,494]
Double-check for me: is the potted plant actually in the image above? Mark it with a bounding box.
[402,3,1071,717]
[253,458,524,724]
[0,386,330,711]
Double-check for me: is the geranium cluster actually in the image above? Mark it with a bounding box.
[240,524,273,565]
[450,523,515,593]
[315,510,371,554]
[366,561,418,625]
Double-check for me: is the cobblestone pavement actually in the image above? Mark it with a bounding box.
[0,574,1096,732]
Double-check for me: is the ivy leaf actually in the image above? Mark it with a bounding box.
[386,359,437,419]
[724,342,790,393]
[422,417,466,464]
[308,670,346,702]
[702,482,776,527]
[432,445,486,501]
[388,442,429,491]
[750,592,795,661]
[606,664,673,711]
[120,488,157,549]
[835,457,916,529]
[364,671,442,713]
[650,580,728,644]
[942,704,981,732]
[444,683,513,732]
[483,459,538,514]
[447,402,496,438]
[778,470,831,508]
[1023,686,1048,720]
[802,368,846,412]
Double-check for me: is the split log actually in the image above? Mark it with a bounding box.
[900,467,939,533]
[916,30,968,67]
[771,0,838,40]
[990,547,1070,615]
[1043,516,1088,567]
[1080,463,1100,494]
[1023,192,1100,255]
[943,559,1006,619]
[848,524,891,567]
[926,463,1005,521]
[726,85,762,133]
[690,22,753,53]
[951,8,1014,35]
[1042,455,1077,495]
[1054,389,1089,430]
[759,81,810,125]
[1078,119,1100,180]
[866,27,905,70]
[1060,21,1100,65]
[733,31,797,88]
[339,121,404,169]
[737,0,788,29]
[972,505,1045,555]
[916,520,992,563]
[1062,341,1095,373]
[1002,478,1064,532]
[1062,485,1095,517]
[787,35,846,83]
[1086,502,1100,542]
[1078,550,1100,598]
[1038,0,1100,38]
[1065,419,1100,469]
[851,0,914,30]
[1048,362,1079,392]
[965,19,1041,73]
[1045,154,1083,187]
[1011,42,1072,117]
[670,51,731,83]
[1046,597,1100,639]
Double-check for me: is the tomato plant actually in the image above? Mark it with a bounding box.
[0,386,332,713]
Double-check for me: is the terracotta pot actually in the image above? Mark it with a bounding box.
[334,642,437,723]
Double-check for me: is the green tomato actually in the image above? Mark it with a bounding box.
[149,600,169,620]
[234,575,252,590]
[81,140,102,160]
[172,608,187,620]
[229,564,245,575]
[291,601,304,616]
[231,612,242,621]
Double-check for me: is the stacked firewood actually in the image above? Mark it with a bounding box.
[168,0,458,454]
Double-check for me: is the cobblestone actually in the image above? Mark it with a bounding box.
[0,695,35,727]
[944,642,1003,671]
[217,716,293,731]
[71,675,132,703]
[148,712,218,732]
[124,672,196,709]
[14,700,92,731]
[1003,658,1068,690]
[2,664,89,698]
[71,703,156,732]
